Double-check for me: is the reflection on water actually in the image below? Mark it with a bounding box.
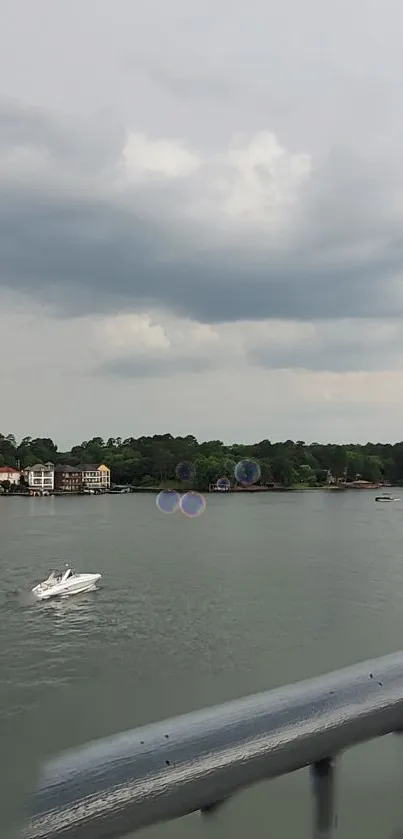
[39,591,101,624]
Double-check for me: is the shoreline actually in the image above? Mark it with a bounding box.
[0,483,391,498]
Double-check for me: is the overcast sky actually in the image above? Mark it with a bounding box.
[1,0,403,447]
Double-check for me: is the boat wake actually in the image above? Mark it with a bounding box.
[1,588,37,609]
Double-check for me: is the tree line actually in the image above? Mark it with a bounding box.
[1,433,403,489]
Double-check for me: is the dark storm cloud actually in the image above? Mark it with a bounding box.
[1,101,403,325]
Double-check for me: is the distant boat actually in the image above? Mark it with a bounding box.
[375,494,400,502]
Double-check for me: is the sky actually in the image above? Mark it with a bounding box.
[1,0,403,447]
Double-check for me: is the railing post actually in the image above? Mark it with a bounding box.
[310,757,336,838]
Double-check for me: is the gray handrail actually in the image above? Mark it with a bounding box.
[25,651,403,839]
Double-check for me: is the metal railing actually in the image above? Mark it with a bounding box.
[25,651,403,839]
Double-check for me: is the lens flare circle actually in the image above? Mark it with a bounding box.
[179,491,206,518]
[175,461,196,482]
[234,459,261,485]
[156,489,180,514]
[216,477,230,490]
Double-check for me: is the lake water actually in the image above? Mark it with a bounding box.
[2,490,403,838]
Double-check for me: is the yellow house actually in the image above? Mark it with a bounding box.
[98,463,111,489]
[76,463,111,491]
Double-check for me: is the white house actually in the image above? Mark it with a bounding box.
[0,466,21,485]
[24,462,54,492]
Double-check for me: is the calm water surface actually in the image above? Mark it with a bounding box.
[2,490,403,838]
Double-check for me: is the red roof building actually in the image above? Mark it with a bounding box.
[0,466,21,485]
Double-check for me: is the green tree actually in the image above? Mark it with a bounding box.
[297,464,317,486]
[361,455,383,483]
[271,456,294,486]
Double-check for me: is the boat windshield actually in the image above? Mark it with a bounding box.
[43,567,73,584]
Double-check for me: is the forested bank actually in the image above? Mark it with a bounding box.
[1,433,403,489]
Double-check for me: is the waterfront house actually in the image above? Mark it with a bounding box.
[54,464,83,492]
[0,466,21,485]
[97,463,111,489]
[75,463,111,491]
[24,462,54,492]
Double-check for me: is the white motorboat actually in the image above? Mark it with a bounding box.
[31,567,101,601]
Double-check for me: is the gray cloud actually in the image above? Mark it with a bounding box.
[1,100,403,329]
[247,323,403,372]
[127,54,236,102]
[124,52,287,119]
[1,0,403,443]
[97,355,215,378]
[0,101,123,174]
